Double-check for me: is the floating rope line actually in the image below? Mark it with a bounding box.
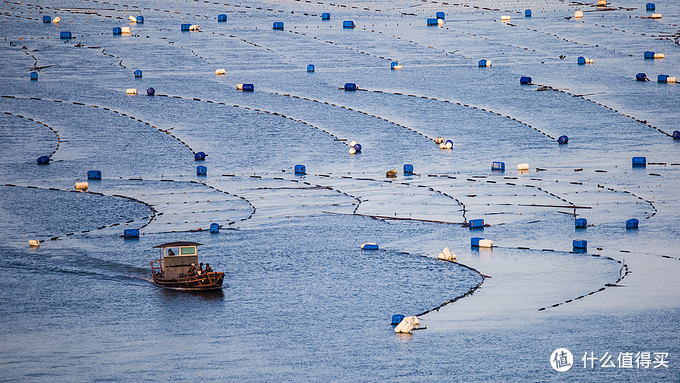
[2,111,61,158]
[532,83,674,138]
[1,95,197,155]
[2,183,155,243]
[154,92,350,147]
[272,91,437,142]
[353,88,558,141]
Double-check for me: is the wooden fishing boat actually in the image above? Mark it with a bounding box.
[150,241,224,290]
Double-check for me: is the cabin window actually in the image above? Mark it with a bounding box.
[180,246,196,255]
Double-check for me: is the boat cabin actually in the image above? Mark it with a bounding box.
[152,241,202,279]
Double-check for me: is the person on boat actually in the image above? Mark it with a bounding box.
[187,263,197,276]
[204,263,213,273]
[198,262,204,275]
[167,249,175,256]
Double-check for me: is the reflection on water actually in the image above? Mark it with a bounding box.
[159,287,226,302]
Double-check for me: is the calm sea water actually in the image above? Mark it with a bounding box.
[1,0,679,380]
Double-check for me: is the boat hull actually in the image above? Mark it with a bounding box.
[152,272,225,290]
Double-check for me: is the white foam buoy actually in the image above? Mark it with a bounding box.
[75,181,89,190]
[386,169,397,177]
[393,64,402,70]
[215,68,226,75]
[437,19,444,26]
[445,141,452,149]
[654,53,664,59]
[485,60,492,67]
[126,88,138,95]
[395,316,420,333]
[128,15,137,23]
[501,15,511,21]
[434,137,444,144]
[478,239,494,248]
[574,11,583,18]
[189,24,200,31]
[349,147,356,155]
[437,247,456,261]
[667,77,677,83]
[236,84,243,90]
[517,163,529,170]
[597,0,607,5]
[651,13,662,19]
[52,16,60,24]
[349,141,357,147]
[121,26,131,35]
[29,239,40,247]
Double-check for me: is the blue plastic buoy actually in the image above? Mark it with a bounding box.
[242,83,254,91]
[113,27,122,35]
[632,157,646,167]
[403,164,414,175]
[344,83,357,91]
[644,51,655,59]
[573,240,587,249]
[525,9,532,17]
[577,56,586,65]
[575,218,587,228]
[558,135,569,144]
[321,13,331,20]
[626,218,639,229]
[60,31,72,39]
[218,14,227,22]
[37,156,50,165]
[30,72,38,81]
[658,75,669,83]
[273,21,284,30]
[343,20,355,28]
[210,223,219,233]
[436,11,445,19]
[194,151,206,161]
[427,18,438,26]
[390,61,399,69]
[635,73,648,81]
[391,314,405,325]
[478,59,487,67]
[136,16,144,23]
[124,229,139,238]
[353,143,362,153]
[197,165,207,175]
[646,3,655,10]
[146,87,155,96]
[181,24,191,31]
[294,164,306,174]
[87,170,102,180]
[469,219,484,229]
[471,237,483,247]
[445,139,453,148]
[673,131,680,140]
[491,161,505,171]
[43,16,52,23]
[307,64,315,72]
[134,70,142,78]
[520,76,532,84]
[362,243,379,250]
